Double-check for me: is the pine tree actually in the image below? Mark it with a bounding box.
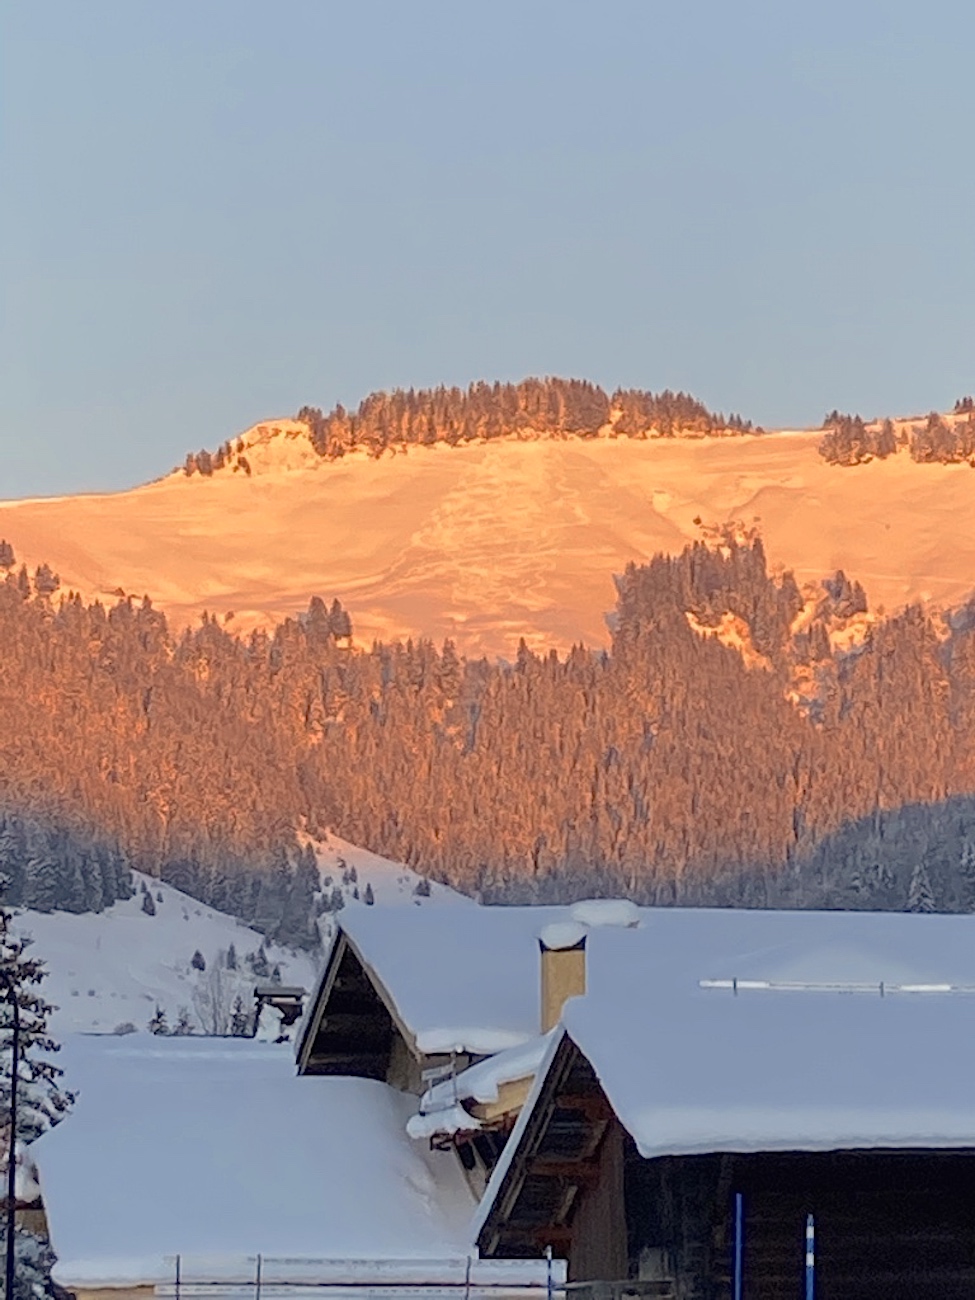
[171,1006,194,1036]
[0,908,74,1143]
[190,949,205,972]
[147,1005,169,1035]
[0,1225,58,1300]
[363,882,375,905]
[907,859,937,913]
[230,994,251,1037]
[248,944,270,979]
[225,942,237,971]
[0,541,14,571]
[0,903,73,1300]
[960,842,975,912]
[141,890,156,916]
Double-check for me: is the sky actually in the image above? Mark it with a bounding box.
[1,0,973,498]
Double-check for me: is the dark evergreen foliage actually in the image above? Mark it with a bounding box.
[7,536,975,916]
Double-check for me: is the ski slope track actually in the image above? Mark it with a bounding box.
[3,421,975,657]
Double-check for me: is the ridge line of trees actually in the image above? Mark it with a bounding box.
[819,404,975,466]
[182,376,756,476]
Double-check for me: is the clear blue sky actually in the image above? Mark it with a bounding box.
[2,1,973,497]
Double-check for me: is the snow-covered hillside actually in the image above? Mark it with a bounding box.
[312,832,473,918]
[14,836,469,1035]
[6,419,975,657]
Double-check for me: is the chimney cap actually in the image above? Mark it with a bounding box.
[538,920,588,952]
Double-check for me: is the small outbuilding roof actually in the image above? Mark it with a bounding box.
[34,1034,490,1290]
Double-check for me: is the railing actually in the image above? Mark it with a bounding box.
[155,1256,564,1300]
[151,1257,676,1300]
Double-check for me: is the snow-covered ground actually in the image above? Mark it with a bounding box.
[5,419,975,657]
[12,876,317,1036]
[312,832,472,916]
[14,835,468,1035]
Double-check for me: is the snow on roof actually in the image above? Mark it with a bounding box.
[537,920,587,951]
[474,906,975,1238]
[567,898,640,929]
[307,901,975,1066]
[307,906,568,1058]
[424,1032,557,1111]
[576,911,975,1157]
[34,1034,481,1289]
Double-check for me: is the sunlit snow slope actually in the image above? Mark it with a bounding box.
[3,422,975,656]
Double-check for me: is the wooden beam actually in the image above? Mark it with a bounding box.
[557,1094,612,1119]
[531,1158,601,1185]
[500,1225,573,1250]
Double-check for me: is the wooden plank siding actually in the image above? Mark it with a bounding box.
[479,1037,975,1298]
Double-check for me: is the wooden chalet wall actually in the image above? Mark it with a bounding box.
[480,1037,975,1299]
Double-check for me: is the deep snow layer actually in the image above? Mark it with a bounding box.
[4,427,975,656]
[34,1035,479,1288]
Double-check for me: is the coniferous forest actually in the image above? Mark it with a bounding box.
[182,377,755,476]
[5,536,975,931]
[819,401,975,466]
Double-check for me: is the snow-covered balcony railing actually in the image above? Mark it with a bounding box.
[699,978,975,996]
[152,1255,564,1298]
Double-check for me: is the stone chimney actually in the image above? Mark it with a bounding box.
[538,921,588,1034]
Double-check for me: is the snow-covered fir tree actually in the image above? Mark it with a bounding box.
[147,1005,169,1035]
[907,859,937,913]
[960,841,975,911]
[230,995,251,1037]
[0,901,74,1298]
[171,1006,194,1036]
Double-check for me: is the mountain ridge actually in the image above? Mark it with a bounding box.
[2,405,975,658]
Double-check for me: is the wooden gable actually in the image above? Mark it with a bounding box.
[476,1033,626,1281]
[297,931,402,1080]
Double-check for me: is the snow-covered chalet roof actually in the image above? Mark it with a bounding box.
[299,898,649,1065]
[304,898,975,1065]
[33,1034,516,1291]
[299,905,567,1060]
[474,906,975,1238]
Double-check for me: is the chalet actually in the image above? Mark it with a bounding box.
[295,902,637,1192]
[473,910,975,1299]
[32,900,975,1299]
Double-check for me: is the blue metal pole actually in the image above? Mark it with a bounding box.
[733,1192,743,1300]
[805,1213,815,1300]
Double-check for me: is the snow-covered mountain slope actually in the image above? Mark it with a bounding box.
[12,876,318,1036]
[312,832,474,915]
[14,838,469,1035]
[5,420,975,657]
